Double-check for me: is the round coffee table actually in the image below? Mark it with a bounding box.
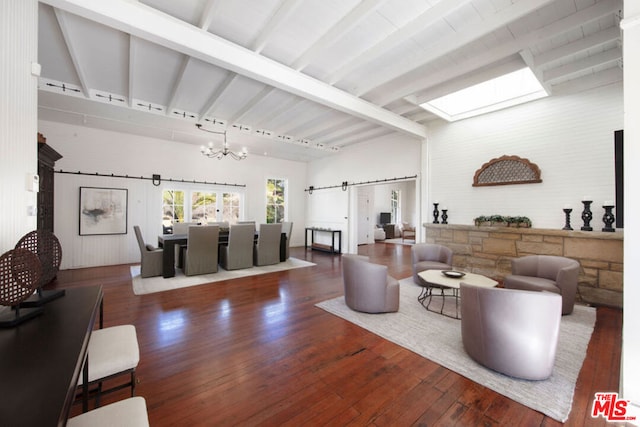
[417,269,498,319]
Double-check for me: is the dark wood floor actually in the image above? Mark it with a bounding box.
[56,243,622,426]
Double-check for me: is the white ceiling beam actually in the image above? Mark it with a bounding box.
[198,0,219,31]
[227,86,273,124]
[251,0,303,53]
[170,0,219,113]
[328,0,470,85]
[534,25,621,68]
[127,35,136,107]
[290,0,388,71]
[353,0,559,97]
[543,47,622,83]
[53,9,91,97]
[40,0,427,139]
[166,57,191,114]
[373,0,622,106]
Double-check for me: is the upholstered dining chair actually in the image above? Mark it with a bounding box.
[411,243,453,285]
[171,222,199,267]
[281,221,293,260]
[504,255,580,315]
[460,283,562,380]
[183,225,219,276]
[254,223,282,266]
[219,224,255,270]
[67,396,149,427]
[342,254,399,313]
[133,226,163,278]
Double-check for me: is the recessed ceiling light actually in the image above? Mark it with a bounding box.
[420,67,548,122]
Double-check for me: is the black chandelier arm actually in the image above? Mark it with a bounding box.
[195,123,225,136]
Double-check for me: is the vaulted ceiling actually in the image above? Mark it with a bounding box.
[37,0,623,162]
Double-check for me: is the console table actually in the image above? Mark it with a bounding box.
[305,227,342,254]
[0,286,103,426]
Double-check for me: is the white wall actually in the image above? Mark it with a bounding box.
[622,0,640,411]
[37,120,307,269]
[0,0,38,253]
[307,134,422,252]
[425,83,623,229]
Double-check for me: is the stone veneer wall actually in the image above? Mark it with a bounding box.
[424,223,623,308]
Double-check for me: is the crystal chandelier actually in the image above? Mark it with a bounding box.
[197,124,248,160]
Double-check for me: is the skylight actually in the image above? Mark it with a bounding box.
[420,67,548,122]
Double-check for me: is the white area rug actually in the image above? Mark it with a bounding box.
[316,278,596,422]
[131,257,315,295]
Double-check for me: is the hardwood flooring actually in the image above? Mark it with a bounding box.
[55,243,622,426]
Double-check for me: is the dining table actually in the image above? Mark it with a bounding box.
[158,230,287,278]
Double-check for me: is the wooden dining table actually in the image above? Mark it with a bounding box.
[158,231,287,278]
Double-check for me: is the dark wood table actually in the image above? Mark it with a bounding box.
[158,231,287,278]
[305,227,342,254]
[0,285,103,427]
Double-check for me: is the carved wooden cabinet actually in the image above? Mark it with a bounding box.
[37,133,62,232]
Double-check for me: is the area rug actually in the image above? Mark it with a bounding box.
[131,257,315,295]
[315,278,596,422]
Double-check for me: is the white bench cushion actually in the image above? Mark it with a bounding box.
[79,325,139,384]
[67,396,148,427]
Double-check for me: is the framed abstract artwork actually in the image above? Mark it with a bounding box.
[79,187,128,235]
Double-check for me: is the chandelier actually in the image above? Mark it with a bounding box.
[197,124,248,160]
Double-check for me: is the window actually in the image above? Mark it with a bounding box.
[266,178,286,223]
[163,190,185,227]
[419,67,547,122]
[163,188,244,229]
[222,192,241,224]
[191,191,216,222]
[391,190,400,223]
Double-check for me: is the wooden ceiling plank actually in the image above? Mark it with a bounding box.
[330,127,394,148]
[327,0,471,85]
[53,8,91,97]
[543,47,622,83]
[251,0,303,53]
[227,86,274,124]
[534,25,620,68]
[551,66,622,95]
[40,0,427,138]
[199,73,238,118]
[373,0,622,106]
[282,109,335,135]
[305,116,360,140]
[253,97,306,129]
[353,0,558,97]
[290,0,388,71]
